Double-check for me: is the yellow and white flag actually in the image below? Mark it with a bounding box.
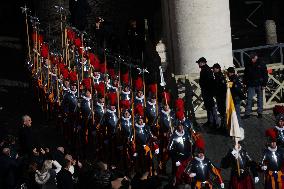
[226,82,241,138]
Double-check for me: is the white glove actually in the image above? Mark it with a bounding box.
[175,161,181,167]
[261,165,267,170]
[189,173,196,178]
[155,148,159,155]
[133,152,138,157]
[254,177,259,183]
[220,183,225,188]
[231,149,238,159]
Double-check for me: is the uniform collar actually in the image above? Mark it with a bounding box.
[135,123,145,128]
[195,156,205,161]
[122,90,130,95]
[135,95,144,101]
[82,96,91,101]
[275,126,284,131]
[175,130,184,137]
[122,115,131,121]
[161,109,171,115]
[268,146,277,152]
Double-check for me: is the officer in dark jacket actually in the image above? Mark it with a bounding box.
[243,52,268,118]
[227,67,245,127]
[196,57,220,127]
[212,63,227,128]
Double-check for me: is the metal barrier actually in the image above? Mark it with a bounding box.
[172,63,284,118]
[233,43,284,67]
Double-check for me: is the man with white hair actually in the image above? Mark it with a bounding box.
[18,115,34,156]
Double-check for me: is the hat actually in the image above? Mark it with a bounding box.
[196,57,207,63]
[108,92,117,106]
[227,67,235,74]
[195,137,205,153]
[212,63,221,69]
[120,100,131,110]
[134,77,143,91]
[135,104,144,118]
[175,98,184,111]
[176,111,185,121]
[265,128,277,142]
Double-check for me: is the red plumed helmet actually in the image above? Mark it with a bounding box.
[135,104,144,117]
[69,71,77,82]
[89,53,100,71]
[108,92,117,106]
[96,82,105,96]
[120,100,131,110]
[265,128,277,142]
[162,92,170,104]
[108,68,115,79]
[134,77,143,91]
[121,72,129,85]
[41,43,49,58]
[175,98,184,111]
[61,69,69,79]
[74,37,81,48]
[67,29,75,42]
[195,137,205,153]
[176,111,185,121]
[148,84,157,94]
[82,78,91,90]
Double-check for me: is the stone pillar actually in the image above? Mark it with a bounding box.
[265,20,277,45]
[165,0,233,74]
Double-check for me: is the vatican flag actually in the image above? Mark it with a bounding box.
[226,82,241,138]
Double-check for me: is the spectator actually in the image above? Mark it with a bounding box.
[243,52,268,119]
[53,147,65,166]
[35,160,61,189]
[0,148,19,189]
[18,115,35,156]
[212,63,227,128]
[196,57,220,128]
[227,67,245,127]
[56,159,74,189]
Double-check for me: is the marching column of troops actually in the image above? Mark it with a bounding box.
[22,12,284,189]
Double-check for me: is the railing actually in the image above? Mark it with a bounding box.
[172,63,284,118]
[233,43,284,67]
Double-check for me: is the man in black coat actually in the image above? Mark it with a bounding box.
[196,57,220,127]
[18,115,34,156]
[212,63,227,128]
[0,148,19,189]
[243,53,268,119]
[57,159,74,189]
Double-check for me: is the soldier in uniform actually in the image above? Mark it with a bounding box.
[221,128,259,189]
[185,138,224,189]
[121,85,131,101]
[159,103,174,174]
[260,128,284,189]
[81,89,93,148]
[120,107,134,172]
[134,106,155,173]
[104,92,118,165]
[146,94,158,134]
[273,114,284,147]
[134,77,145,107]
[94,94,105,158]
[168,119,193,175]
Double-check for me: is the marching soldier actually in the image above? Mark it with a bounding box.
[168,118,193,175]
[185,138,224,189]
[104,92,119,165]
[146,94,158,134]
[260,128,284,189]
[134,105,155,173]
[121,85,131,101]
[273,114,284,147]
[221,128,259,189]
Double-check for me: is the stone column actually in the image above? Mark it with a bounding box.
[265,20,277,45]
[165,0,233,74]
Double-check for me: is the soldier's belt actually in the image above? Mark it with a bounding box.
[195,180,212,189]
